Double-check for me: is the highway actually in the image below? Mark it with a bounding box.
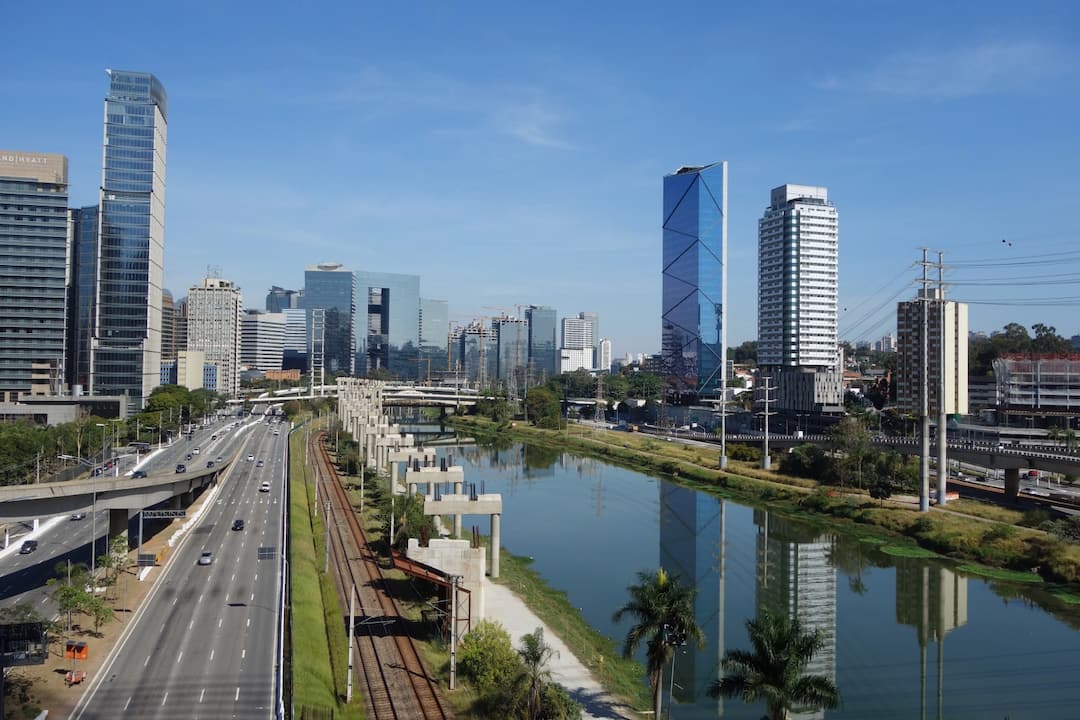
[0,413,268,615]
[70,418,287,719]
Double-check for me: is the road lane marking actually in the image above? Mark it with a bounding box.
[242,649,246,659]
[161,692,168,706]
[210,649,214,661]
[188,619,194,630]
[218,617,223,629]
[235,687,240,701]
[250,593,255,601]
[246,618,250,628]
[144,655,150,667]
[124,697,131,711]
[199,593,204,603]
[177,651,183,663]
[200,688,205,703]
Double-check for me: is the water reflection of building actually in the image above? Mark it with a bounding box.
[895,561,968,720]
[754,511,836,720]
[659,482,724,717]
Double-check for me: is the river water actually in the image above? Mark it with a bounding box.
[424,439,1080,719]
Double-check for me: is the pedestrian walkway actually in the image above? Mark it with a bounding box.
[482,577,637,719]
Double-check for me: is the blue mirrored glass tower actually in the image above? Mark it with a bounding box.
[661,162,727,400]
[91,70,167,410]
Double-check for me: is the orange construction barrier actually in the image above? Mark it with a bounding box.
[64,641,88,660]
[65,670,87,686]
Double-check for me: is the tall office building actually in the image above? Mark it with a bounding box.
[0,152,69,401]
[90,70,168,411]
[304,263,356,375]
[525,305,557,382]
[174,296,188,359]
[240,310,285,371]
[67,205,98,393]
[161,289,176,362]
[187,278,242,397]
[281,308,308,370]
[456,321,498,385]
[561,313,597,369]
[597,338,612,373]
[419,297,448,379]
[265,285,301,313]
[661,162,727,400]
[758,184,841,413]
[355,270,420,378]
[494,317,529,384]
[897,290,969,415]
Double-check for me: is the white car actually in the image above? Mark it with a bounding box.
[247,454,254,462]
[198,551,213,566]
[259,481,271,493]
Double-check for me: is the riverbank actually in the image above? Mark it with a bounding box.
[451,417,1080,594]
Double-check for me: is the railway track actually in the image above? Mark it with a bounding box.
[308,430,451,720]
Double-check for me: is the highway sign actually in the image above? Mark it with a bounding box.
[141,509,186,519]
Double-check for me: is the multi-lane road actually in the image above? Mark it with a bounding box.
[69,416,287,719]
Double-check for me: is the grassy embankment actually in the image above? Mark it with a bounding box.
[452,416,1080,595]
[288,422,365,720]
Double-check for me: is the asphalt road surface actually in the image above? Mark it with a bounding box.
[71,419,287,719]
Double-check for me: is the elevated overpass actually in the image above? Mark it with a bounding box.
[228,383,491,407]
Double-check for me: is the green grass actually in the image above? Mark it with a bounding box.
[493,550,652,713]
[879,545,942,559]
[288,425,365,720]
[1048,588,1080,605]
[955,564,1045,584]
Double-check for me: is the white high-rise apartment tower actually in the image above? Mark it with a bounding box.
[187,277,243,397]
[758,184,841,412]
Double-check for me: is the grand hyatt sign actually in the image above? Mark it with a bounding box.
[0,151,67,183]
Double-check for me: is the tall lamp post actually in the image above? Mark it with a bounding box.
[93,423,106,577]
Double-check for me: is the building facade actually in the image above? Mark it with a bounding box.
[897,290,969,415]
[661,162,727,400]
[241,310,286,371]
[67,205,98,394]
[265,285,301,313]
[597,338,612,373]
[0,152,70,401]
[419,297,449,379]
[494,317,529,384]
[90,70,168,411]
[994,354,1080,415]
[304,263,356,375]
[187,278,242,397]
[281,307,308,370]
[525,305,557,382]
[758,184,841,413]
[161,289,177,362]
[176,350,205,390]
[355,270,420,378]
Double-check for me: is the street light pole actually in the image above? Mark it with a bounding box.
[93,422,105,577]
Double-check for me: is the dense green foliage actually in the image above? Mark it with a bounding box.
[709,610,841,720]
[970,322,1073,376]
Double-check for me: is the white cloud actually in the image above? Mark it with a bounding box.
[821,41,1074,99]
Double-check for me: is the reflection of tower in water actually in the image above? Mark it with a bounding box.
[659,482,725,716]
[895,560,967,720]
[754,510,836,720]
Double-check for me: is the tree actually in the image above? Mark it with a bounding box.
[612,568,703,719]
[458,620,521,693]
[515,627,558,720]
[830,417,873,489]
[526,387,561,429]
[708,610,840,720]
[729,340,758,365]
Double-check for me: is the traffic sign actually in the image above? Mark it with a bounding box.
[137,554,156,567]
[141,509,187,519]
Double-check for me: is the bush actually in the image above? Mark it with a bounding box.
[727,444,760,463]
[458,620,521,692]
[983,524,1017,542]
[539,682,582,720]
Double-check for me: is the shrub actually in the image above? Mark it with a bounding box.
[727,444,761,463]
[539,682,582,720]
[983,524,1017,542]
[458,620,521,692]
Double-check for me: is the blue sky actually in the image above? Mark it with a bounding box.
[6,1,1079,356]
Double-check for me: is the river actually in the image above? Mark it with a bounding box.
[421,438,1080,719]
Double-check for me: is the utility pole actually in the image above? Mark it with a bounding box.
[324,502,331,573]
[449,574,461,690]
[919,248,932,512]
[937,251,948,506]
[346,584,356,702]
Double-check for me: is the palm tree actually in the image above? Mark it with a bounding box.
[613,568,703,718]
[515,627,558,720]
[709,609,840,720]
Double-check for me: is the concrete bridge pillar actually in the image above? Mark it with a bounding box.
[108,508,129,545]
[1004,468,1020,502]
[489,513,501,578]
[169,494,182,509]
[454,481,463,537]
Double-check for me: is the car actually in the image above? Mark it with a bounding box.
[256,460,264,468]
[232,519,245,531]
[175,463,187,474]
[216,456,223,463]
[210,434,217,440]
[247,454,254,462]
[206,461,215,468]
[69,513,86,521]
[19,540,37,554]
[132,469,147,479]
[185,453,193,461]
[259,481,271,493]
[192,447,200,455]
[198,551,213,565]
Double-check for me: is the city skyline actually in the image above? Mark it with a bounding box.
[4,3,1079,358]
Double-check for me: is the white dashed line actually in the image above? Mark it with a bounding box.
[218,618,223,629]
[234,687,240,701]
[200,688,205,703]
[161,692,168,706]
[177,651,183,664]
[144,655,150,667]
[124,697,131,711]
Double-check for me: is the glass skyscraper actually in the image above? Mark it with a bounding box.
[661,162,727,401]
[355,270,420,379]
[304,263,356,375]
[0,152,69,401]
[419,297,449,378]
[68,205,98,392]
[91,70,168,410]
[525,305,557,382]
